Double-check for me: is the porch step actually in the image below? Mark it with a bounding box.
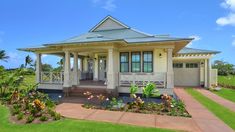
[68,87,109,97]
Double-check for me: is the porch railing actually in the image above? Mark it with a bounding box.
[41,72,64,84]
[119,72,166,88]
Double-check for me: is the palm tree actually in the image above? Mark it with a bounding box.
[25,55,33,68]
[57,58,64,68]
[0,50,9,62]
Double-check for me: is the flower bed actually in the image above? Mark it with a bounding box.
[1,89,61,124]
[82,83,191,117]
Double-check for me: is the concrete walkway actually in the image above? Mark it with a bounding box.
[56,103,201,132]
[196,88,235,112]
[174,88,234,132]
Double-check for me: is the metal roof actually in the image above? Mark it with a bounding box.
[178,47,220,54]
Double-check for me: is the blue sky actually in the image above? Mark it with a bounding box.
[0,0,235,68]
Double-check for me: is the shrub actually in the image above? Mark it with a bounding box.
[48,108,56,117]
[53,113,61,120]
[40,115,48,121]
[26,115,35,123]
[11,107,20,115]
[17,112,24,120]
[45,99,55,108]
[142,83,159,98]
[130,84,138,98]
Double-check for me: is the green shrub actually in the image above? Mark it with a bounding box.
[45,99,55,108]
[26,115,35,123]
[53,113,61,120]
[142,83,159,98]
[40,115,48,121]
[17,112,24,120]
[11,107,20,115]
[48,109,56,117]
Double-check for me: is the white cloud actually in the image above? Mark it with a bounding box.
[91,0,116,11]
[221,0,235,11]
[216,13,235,26]
[217,0,235,26]
[187,35,201,47]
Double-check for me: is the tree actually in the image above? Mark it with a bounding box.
[0,50,9,62]
[212,60,235,76]
[25,55,33,68]
[42,64,53,72]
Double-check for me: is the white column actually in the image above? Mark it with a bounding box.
[72,52,79,85]
[207,59,211,88]
[63,51,71,87]
[93,54,99,81]
[204,59,208,87]
[36,53,42,83]
[166,48,174,89]
[107,48,115,89]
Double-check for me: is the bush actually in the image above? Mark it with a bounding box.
[11,107,20,115]
[40,115,48,121]
[53,113,61,120]
[26,115,35,123]
[17,112,24,120]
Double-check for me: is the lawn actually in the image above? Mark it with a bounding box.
[212,88,235,103]
[185,88,235,130]
[218,75,235,87]
[0,104,176,132]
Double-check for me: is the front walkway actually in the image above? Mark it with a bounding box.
[56,103,201,132]
[196,88,235,112]
[174,88,234,132]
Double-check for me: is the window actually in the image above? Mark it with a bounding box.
[131,52,141,72]
[186,63,198,68]
[173,63,183,68]
[120,52,129,72]
[143,51,153,72]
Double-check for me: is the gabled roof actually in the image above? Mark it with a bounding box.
[89,15,130,32]
[178,47,220,54]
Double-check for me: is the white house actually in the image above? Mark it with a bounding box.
[19,16,219,96]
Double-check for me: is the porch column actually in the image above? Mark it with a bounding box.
[166,48,174,89]
[107,48,118,95]
[36,53,42,83]
[207,59,211,88]
[204,59,208,87]
[63,51,71,87]
[72,52,79,86]
[93,53,98,81]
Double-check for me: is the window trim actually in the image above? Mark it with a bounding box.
[173,63,183,68]
[131,52,141,72]
[186,63,199,68]
[142,51,153,73]
[120,52,129,72]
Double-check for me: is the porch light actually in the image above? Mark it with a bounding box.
[159,53,162,58]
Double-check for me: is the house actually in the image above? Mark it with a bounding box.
[19,15,220,96]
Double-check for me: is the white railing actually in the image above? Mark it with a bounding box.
[41,72,64,84]
[119,72,166,88]
[211,69,218,86]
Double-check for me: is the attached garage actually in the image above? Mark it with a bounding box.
[173,62,200,87]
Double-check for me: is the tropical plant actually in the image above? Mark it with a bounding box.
[142,83,159,98]
[130,84,138,98]
[0,50,9,62]
[25,55,33,68]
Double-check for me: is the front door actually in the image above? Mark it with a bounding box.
[98,56,106,81]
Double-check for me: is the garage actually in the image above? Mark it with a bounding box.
[173,62,200,87]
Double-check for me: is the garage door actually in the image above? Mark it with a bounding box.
[173,63,200,87]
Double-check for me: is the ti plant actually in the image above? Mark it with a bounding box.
[130,84,138,98]
[142,83,159,98]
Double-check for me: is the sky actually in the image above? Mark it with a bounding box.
[0,0,235,68]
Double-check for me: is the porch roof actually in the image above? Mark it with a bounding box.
[178,47,220,54]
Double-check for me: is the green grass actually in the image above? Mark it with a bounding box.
[186,88,235,130]
[218,75,235,86]
[212,88,235,103]
[0,104,176,132]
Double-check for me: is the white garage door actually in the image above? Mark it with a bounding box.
[173,63,200,87]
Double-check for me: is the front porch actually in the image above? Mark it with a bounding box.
[35,46,174,95]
